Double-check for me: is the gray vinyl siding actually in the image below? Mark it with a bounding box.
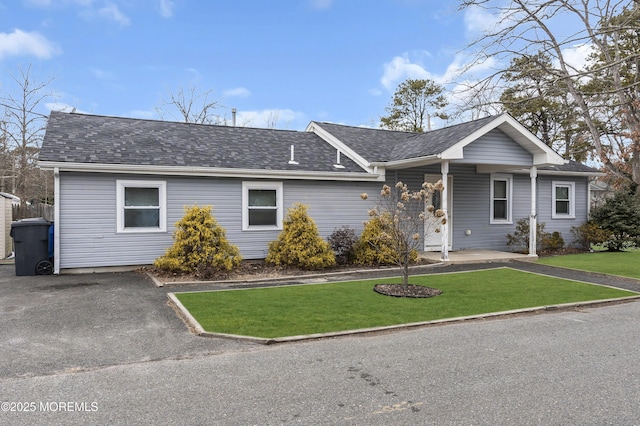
[537,176,589,240]
[58,169,590,269]
[383,165,589,252]
[58,172,378,269]
[460,129,533,166]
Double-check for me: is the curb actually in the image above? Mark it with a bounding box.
[166,291,640,345]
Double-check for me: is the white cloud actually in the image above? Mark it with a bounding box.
[130,109,156,119]
[45,102,84,113]
[97,2,130,26]
[236,109,307,129]
[223,87,251,98]
[159,0,174,18]
[380,54,434,90]
[310,0,332,10]
[463,5,500,35]
[558,43,594,74]
[24,0,53,6]
[0,29,60,60]
[90,67,115,80]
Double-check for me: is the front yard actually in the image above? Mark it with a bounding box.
[173,267,636,339]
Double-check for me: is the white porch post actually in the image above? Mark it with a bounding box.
[441,161,449,261]
[529,166,537,257]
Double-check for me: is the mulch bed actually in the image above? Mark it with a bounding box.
[374,284,443,298]
[141,259,437,284]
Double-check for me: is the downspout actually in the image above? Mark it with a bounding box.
[528,166,537,257]
[587,176,593,216]
[441,161,449,261]
[53,167,60,274]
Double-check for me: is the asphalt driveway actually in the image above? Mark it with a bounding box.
[2,262,640,424]
[0,265,252,379]
[2,260,639,380]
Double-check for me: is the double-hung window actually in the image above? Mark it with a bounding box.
[552,181,575,218]
[242,181,283,230]
[116,180,167,233]
[490,174,512,224]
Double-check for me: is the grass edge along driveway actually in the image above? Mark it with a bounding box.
[172,267,637,340]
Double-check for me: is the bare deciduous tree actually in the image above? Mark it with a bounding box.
[0,64,54,203]
[459,0,640,191]
[156,84,223,124]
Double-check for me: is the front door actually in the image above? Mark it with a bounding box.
[424,174,452,251]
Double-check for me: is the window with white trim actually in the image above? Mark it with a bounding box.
[490,174,512,224]
[552,181,575,218]
[116,180,167,233]
[242,181,283,230]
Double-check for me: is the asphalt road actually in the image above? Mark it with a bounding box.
[1,264,639,425]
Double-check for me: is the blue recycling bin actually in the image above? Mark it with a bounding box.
[10,218,53,276]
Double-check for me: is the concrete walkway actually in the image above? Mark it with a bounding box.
[420,249,534,264]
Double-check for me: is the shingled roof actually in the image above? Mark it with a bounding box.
[40,111,600,177]
[312,115,498,163]
[39,111,365,173]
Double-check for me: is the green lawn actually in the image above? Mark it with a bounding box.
[174,268,636,339]
[537,250,640,279]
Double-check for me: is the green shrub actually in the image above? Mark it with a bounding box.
[354,213,418,265]
[266,203,336,269]
[506,218,564,253]
[154,205,242,276]
[588,190,640,251]
[571,220,612,248]
[540,231,565,251]
[328,226,357,265]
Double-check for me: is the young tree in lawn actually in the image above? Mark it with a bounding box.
[360,180,445,288]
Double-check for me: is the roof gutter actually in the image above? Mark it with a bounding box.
[509,168,606,177]
[37,161,386,182]
[370,154,442,169]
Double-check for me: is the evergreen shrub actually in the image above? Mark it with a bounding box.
[154,205,242,276]
[265,203,336,269]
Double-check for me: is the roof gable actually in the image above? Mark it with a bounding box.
[310,114,566,168]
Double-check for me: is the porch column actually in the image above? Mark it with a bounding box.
[441,161,449,261]
[529,166,537,257]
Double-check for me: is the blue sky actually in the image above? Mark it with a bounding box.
[0,0,579,130]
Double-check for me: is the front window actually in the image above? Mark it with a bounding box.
[490,174,512,224]
[552,181,575,218]
[117,180,166,233]
[242,181,283,230]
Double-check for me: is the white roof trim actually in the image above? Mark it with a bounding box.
[305,122,374,172]
[38,161,386,182]
[370,154,442,169]
[440,114,565,166]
